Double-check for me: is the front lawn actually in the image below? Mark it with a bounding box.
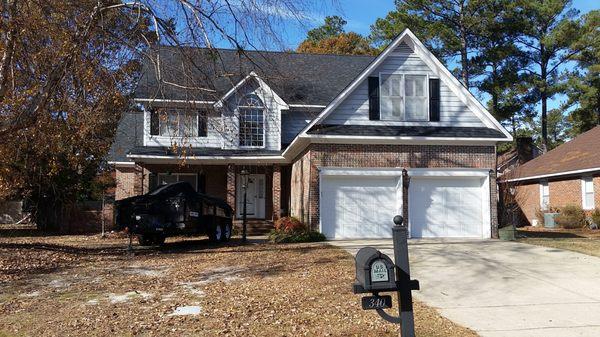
[518,226,600,258]
[0,228,477,337]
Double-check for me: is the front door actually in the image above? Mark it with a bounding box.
[236,174,266,218]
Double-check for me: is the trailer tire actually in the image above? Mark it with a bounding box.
[137,235,153,246]
[221,222,232,242]
[208,224,219,243]
[153,234,166,246]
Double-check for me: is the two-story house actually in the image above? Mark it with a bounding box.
[108,29,512,239]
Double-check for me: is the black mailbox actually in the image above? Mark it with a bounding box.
[353,247,397,294]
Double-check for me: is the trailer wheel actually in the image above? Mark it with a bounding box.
[208,225,219,243]
[153,234,166,246]
[221,223,232,242]
[137,235,153,246]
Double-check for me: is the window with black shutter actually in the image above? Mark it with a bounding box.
[429,78,440,122]
[368,76,380,120]
[198,110,207,137]
[149,108,159,135]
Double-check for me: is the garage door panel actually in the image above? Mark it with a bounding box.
[321,176,398,239]
[409,177,485,238]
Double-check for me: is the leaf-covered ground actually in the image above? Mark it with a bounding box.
[0,230,478,337]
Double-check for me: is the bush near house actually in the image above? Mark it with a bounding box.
[269,217,327,243]
[555,205,587,229]
[591,209,600,228]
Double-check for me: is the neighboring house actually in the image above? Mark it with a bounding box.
[108,29,512,239]
[500,126,600,226]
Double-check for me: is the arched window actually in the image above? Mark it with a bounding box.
[238,94,265,147]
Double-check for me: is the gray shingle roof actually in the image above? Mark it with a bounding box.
[307,125,507,138]
[135,47,375,105]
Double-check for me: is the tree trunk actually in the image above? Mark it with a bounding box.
[459,26,469,88]
[540,43,548,153]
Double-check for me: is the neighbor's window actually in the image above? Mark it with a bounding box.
[540,180,550,210]
[238,94,265,147]
[380,74,428,121]
[582,176,595,210]
[159,109,198,137]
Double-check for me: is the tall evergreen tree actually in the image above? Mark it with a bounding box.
[369,0,488,88]
[511,0,584,152]
[563,10,600,137]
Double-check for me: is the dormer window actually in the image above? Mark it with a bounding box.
[238,94,265,147]
[149,108,207,138]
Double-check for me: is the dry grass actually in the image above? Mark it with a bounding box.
[0,230,477,337]
[518,227,600,258]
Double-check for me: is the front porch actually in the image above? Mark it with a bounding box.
[128,163,290,234]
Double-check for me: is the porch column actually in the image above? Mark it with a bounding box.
[272,165,281,220]
[226,164,236,214]
[133,163,144,196]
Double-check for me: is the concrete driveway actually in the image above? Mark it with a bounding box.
[331,239,600,337]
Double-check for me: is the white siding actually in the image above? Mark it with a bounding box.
[323,51,484,127]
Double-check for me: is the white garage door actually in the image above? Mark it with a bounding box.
[409,177,486,238]
[320,176,400,239]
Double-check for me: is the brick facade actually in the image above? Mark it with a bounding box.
[115,166,136,201]
[290,143,498,237]
[514,175,600,225]
[272,165,281,220]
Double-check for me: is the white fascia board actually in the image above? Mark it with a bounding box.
[134,98,214,104]
[288,104,327,108]
[214,71,289,110]
[501,167,600,183]
[108,161,136,166]
[127,153,288,164]
[307,134,506,146]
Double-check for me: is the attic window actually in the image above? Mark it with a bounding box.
[380,74,428,121]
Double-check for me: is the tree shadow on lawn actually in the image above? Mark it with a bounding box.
[517,230,584,239]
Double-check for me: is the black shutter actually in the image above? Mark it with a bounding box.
[429,78,440,122]
[368,76,380,121]
[148,172,157,191]
[150,108,159,135]
[198,172,206,193]
[198,110,207,137]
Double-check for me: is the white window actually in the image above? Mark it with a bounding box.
[380,74,429,121]
[540,180,550,210]
[159,109,198,137]
[238,94,265,147]
[157,173,197,191]
[582,176,595,210]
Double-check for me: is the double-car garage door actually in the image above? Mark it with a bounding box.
[320,169,490,239]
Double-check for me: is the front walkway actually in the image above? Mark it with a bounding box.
[331,239,600,337]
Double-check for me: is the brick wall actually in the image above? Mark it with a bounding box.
[291,143,498,236]
[515,175,600,226]
[115,166,136,200]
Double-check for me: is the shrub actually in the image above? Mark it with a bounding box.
[591,209,600,228]
[268,229,326,243]
[555,205,587,229]
[274,216,305,232]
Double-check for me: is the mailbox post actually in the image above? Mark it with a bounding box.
[353,215,419,337]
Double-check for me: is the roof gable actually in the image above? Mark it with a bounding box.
[288,28,512,146]
[214,72,288,110]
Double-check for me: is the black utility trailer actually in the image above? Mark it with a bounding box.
[115,182,233,246]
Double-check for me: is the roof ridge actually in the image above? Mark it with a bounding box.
[156,44,376,58]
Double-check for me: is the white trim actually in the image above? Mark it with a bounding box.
[288,104,326,108]
[502,167,600,182]
[581,176,595,210]
[407,168,490,177]
[126,153,288,164]
[307,134,508,145]
[108,161,135,166]
[539,180,550,210]
[214,71,289,110]
[134,98,214,104]
[320,167,405,176]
